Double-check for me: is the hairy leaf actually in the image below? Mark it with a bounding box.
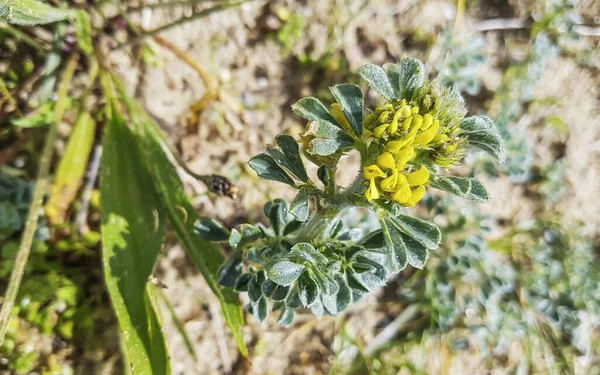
[460,116,505,162]
[194,217,230,241]
[249,153,295,186]
[399,56,425,100]
[330,83,364,136]
[268,260,305,286]
[291,97,340,126]
[358,64,396,101]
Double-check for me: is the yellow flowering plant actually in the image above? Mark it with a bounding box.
[195,56,504,325]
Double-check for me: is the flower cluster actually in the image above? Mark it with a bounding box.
[360,88,468,206]
[196,56,504,326]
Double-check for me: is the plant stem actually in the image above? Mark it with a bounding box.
[0,52,79,346]
[0,21,47,52]
[126,0,240,11]
[0,77,23,117]
[119,1,246,47]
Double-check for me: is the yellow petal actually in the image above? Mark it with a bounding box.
[388,125,420,152]
[373,124,389,138]
[395,146,415,170]
[331,103,354,135]
[421,114,434,131]
[362,126,373,137]
[363,113,377,128]
[413,118,440,146]
[406,165,430,186]
[365,178,380,201]
[380,171,398,192]
[404,185,426,207]
[411,106,419,114]
[401,105,412,118]
[384,103,394,112]
[410,115,423,131]
[364,164,386,179]
[388,110,402,135]
[378,111,390,124]
[432,134,451,144]
[392,176,411,203]
[401,116,412,131]
[376,151,396,171]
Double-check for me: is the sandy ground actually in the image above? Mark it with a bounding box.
[105,0,600,373]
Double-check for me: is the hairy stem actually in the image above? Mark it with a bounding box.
[0,52,79,346]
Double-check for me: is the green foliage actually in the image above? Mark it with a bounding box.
[0,0,76,26]
[100,102,170,374]
[198,57,503,325]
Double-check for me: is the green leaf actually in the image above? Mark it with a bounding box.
[312,269,339,296]
[267,260,305,286]
[217,252,242,287]
[229,224,261,249]
[399,56,425,100]
[46,111,96,225]
[117,88,248,358]
[298,272,319,307]
[291,97,340,127]
[194,217,230,241]
[275,135,308,182]
[383,212,440,249]
[358,230,386,253]
[261,279,289,301]
[358,64,396,101]
[0,0,76,25]
[74,10,93,55]
[253,297,268,321]
[468,178,490,202]
[277,308,295,326]
[248,273,264,303]
[322,274,352,314]
[100,105,170,374]
[289,189,309,222]
[268,199,288,236]
[304,119,354,156]
[460,116,505,162]
[290,242,328,265]
[400,232,429,269]
[379,217,408,271]
[330,83,364,136]
[234,273,252,292]
[383,63,402,99]
[430,175,489,203]
[248,153,295,186]
[10,103,53,128]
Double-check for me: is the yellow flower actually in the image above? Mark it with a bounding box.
[391,175,411,204]
[404,185,426,207]
[376,151,396,171]
[406,165,429,186]
[395,146,415,171]
[380,170,399,192]
[364,164,386,179]
[413,118,439,146]
[365,178,380,200]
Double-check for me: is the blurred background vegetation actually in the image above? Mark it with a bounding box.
[1,0,599,374]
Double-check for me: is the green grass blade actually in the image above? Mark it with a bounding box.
[0,0,76,25]
[160,289,197,359]
[113,84,248,358]
[100,102,170,375]
[46,111,96,225]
